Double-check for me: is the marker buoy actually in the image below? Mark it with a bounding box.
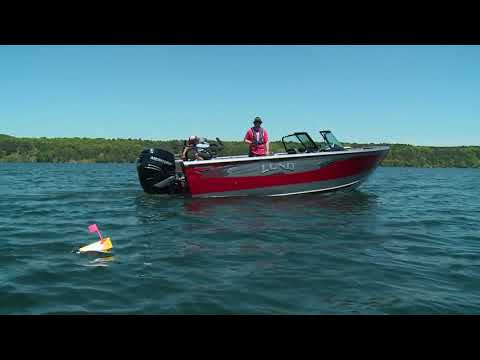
[78,224,113,254]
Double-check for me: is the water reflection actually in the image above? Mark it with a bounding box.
[183,190,378,217]
[81,255,115,267]
[132,190,379,231]
[131,189,382,277]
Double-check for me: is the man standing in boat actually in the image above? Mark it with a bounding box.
[244,116,270,157]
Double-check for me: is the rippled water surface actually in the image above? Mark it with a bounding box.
[1,163,479,314]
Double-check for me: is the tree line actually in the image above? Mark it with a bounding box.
[1,134,480,168]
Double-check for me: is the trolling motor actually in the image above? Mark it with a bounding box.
[136,137,224,194]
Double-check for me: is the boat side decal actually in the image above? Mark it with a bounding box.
[194,173,369,198]
[185,152,384,196]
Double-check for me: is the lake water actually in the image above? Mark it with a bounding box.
[1,163,479,314]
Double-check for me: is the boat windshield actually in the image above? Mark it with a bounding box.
[282,132,318,154]
[319,131,344,150]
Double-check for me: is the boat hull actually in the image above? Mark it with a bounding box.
[182,147,389,198]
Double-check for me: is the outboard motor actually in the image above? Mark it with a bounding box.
[137,148,180,194]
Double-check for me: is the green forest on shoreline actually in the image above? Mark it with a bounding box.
[1,134,480,168]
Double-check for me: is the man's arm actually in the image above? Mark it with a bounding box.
[244,129,253,145]
[265,130,270,155]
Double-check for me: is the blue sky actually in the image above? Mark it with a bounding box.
[0,45,479,146]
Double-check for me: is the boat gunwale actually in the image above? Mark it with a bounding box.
[180,145,390,167]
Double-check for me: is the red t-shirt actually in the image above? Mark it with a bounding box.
[244,127,269,156]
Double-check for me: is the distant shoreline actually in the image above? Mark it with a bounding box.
[1,134,480,168]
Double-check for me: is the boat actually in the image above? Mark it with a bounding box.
[136,130,389,198]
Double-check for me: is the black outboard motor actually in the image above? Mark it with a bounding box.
[137,148,180,194]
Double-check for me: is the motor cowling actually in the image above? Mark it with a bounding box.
[137,148,178,194]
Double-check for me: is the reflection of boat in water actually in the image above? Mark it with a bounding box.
[137,130,389,198]
[184,189,378,215]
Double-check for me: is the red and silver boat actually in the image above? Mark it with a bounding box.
[137,131,389,198]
